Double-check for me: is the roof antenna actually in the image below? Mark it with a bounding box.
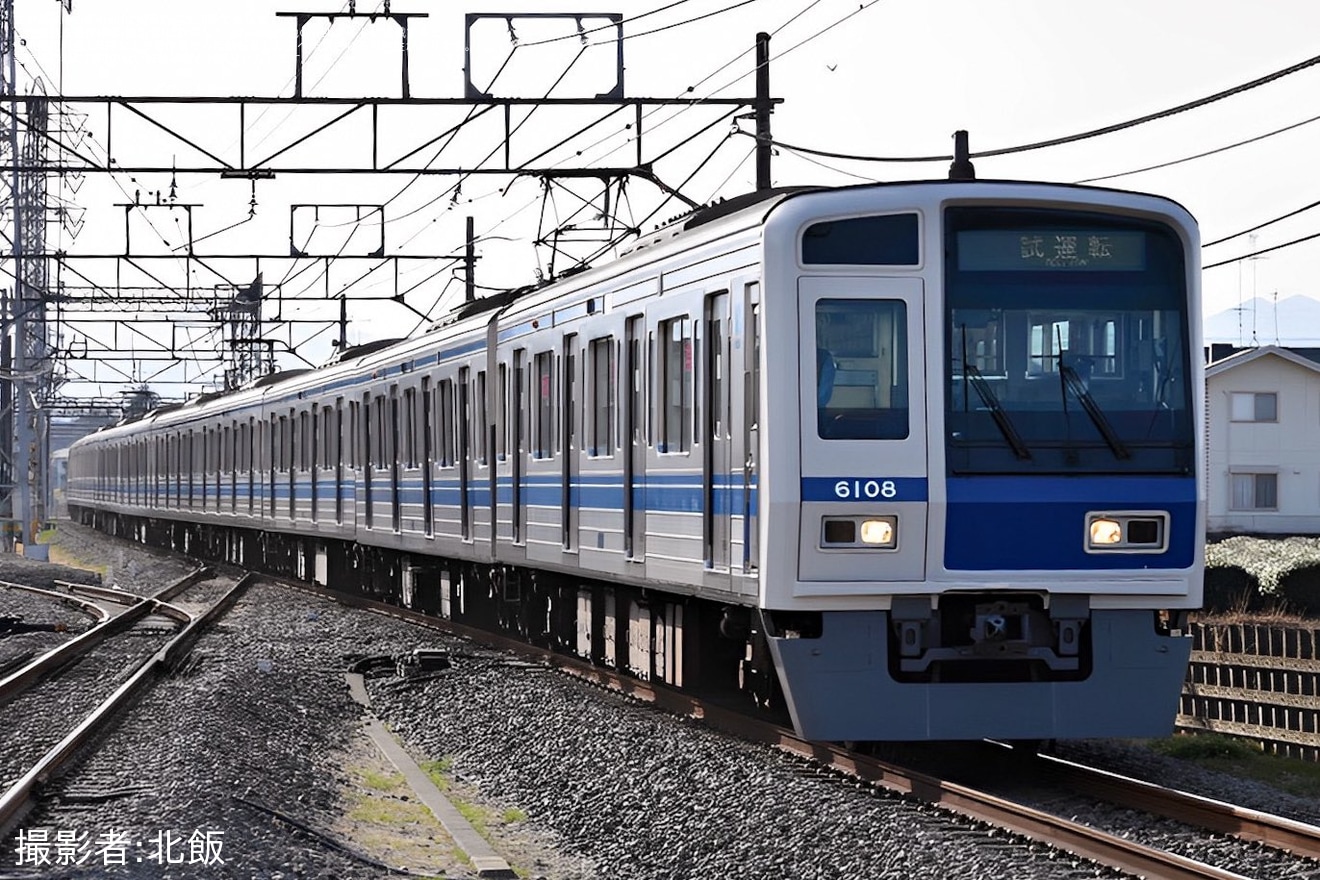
[949,130,976,180]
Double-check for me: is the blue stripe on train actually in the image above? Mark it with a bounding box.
[126,472,760,516]
[944,476,1196,570]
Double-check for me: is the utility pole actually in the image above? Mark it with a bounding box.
[465,216,475,303]
[754,32,773,192]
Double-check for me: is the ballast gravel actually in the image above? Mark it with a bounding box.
[367,654,1123,880]
[3,523,1318,880]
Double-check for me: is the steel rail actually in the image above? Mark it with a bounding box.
[0,580,109,624]
[0,569,208,706]
[0,599,157,706]
[1030,751,1320,861]
[278,579,1257,880]
[0,573,257,839]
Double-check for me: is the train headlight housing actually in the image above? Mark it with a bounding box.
[1086,512,1168,553]
[822,515,897,549]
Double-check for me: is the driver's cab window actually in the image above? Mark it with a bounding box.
[815,299,908,440]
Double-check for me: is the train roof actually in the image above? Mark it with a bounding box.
[70,178,1195,450]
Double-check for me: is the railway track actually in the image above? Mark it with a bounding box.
[0,569,257,837]
[0,580,105,675]
[289,577,1320,880]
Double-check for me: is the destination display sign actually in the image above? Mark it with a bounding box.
[957,229,1146,271]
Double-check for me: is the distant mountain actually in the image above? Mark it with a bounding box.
[1204,295,1320,345]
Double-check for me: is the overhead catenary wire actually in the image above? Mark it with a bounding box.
[1203,230,1320,270]
[1077,112,1320,184]
[517,0,700,47]
[734,48,1320,163]
[1202,196,1320,248]
[534,0,828,177]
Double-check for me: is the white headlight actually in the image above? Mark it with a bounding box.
[1089,518,1122,545]
[860,518,896,546]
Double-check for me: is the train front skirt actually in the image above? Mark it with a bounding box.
[766,609,1192,741]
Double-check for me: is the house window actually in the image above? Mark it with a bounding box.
[1230,472,1277,510]
[1230,392,1277,422]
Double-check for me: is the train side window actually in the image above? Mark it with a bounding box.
[534,351,554,459]
[589,336,615,457]
[375,396,389,468]
[496,364,509,464]
[334,401,344,470]
[300,410,311,471]
[815,298,909,440]
[475,370,488,465]
[749,301,760,431]
[289,410,298,471]
[647,331,655,448]
[497,363,508,460]
[513,350,526,453]
[562,340,575,457]
[802,213,919,266]
[437,379,455,467]
[403,388,417,468]
[319,406,332,468]
[348,401,359,468]
[659,317,692,454]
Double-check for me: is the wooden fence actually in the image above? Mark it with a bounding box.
[1177,621,1320,761]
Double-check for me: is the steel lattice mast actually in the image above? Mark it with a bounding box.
[1,0,54,550]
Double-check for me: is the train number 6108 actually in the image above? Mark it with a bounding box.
[833,479,898,500]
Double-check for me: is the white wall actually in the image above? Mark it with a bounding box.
[1207,354,1320,534]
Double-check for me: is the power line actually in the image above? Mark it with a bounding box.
[603,0,760,44]
[566,0,867,177]
[736,48,1320,163]
[1203,230,1320,269]
[1203,196,1320,248]
[519,0,700,47]
[1077,112,1320,184]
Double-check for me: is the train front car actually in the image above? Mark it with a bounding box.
[759,182,1202,741]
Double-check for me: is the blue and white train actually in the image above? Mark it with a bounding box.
[67,178,1203,741]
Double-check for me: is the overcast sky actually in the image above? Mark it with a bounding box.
[11,0,1320,389]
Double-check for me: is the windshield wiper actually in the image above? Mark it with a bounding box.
[1060,364,1131,460]
[964,364,1031,460]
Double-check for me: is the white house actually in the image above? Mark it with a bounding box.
[1205,345,1320,534]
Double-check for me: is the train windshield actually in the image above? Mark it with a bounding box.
[944,207,1194,475]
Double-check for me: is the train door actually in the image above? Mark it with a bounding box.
[390,386,402,532]
[704,290,732,574]
[199,431,207,511]
[187,429,196,508]
[797,276,928,585]
[624,316,645,561]
[562,333,578,551]
[266,421,276,518]
[493,362,506,543]
[245,419,253,514]
[363,393,373,529]
[458,367,472,541]
[311,408,320,523]
[743,287,760,575]
[512,349,525,543]
[422,378,433,537]
[334,400,344,525]
[229,422,238,514]
[287,409,296,521]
